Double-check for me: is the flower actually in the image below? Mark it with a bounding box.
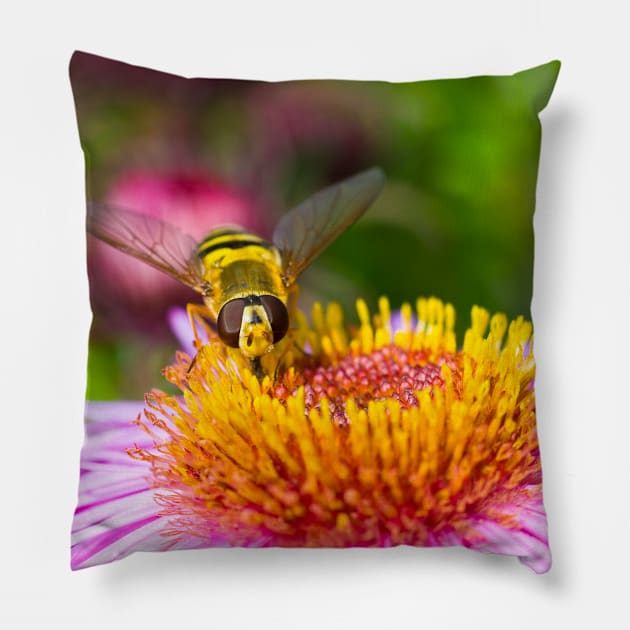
[248,83,374,183]
[88,171,263,336]
[70,401,212,570]
[72,297,550,572]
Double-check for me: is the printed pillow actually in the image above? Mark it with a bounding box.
[70,51,559,572]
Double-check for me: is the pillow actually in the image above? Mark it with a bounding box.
[70,51,559,572]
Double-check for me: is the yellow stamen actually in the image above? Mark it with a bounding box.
[131,297,539,552]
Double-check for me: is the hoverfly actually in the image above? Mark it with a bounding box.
[87,167,385,378]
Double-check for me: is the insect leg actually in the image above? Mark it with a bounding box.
[184,302,216,375]
[286,284,300,318]
[187,352,198,375]
[186,302,215,349]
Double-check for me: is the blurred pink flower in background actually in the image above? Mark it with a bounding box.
[88,171,264,336]
[244,85,377,198]
[253,87,369,164]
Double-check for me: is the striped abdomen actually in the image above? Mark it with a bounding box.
[196,227,286,316]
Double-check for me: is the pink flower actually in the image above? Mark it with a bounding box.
[71,401,214,569]
[71,309,210,569]
[72,299,550,572]
[245,84,375,194]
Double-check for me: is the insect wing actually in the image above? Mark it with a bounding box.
[87,202,205,291]
[272,167,385,284]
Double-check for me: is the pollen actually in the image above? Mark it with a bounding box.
[130,296,542,556]
[274,345,458,426]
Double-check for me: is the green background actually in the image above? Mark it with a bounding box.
[71,53,560,399]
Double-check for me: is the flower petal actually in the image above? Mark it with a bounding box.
[74,299,550,573]
[167,307,197,357]
[71,401,204,570]
[461,495,551,573]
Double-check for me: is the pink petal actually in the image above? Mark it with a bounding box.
[167,306,198,356]
[461,494,551,573]
[71,400,204,570]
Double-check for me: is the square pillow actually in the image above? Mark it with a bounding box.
[70,51,559,572]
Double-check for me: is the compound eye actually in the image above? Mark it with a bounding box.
[260,295,289,343]
[217,298,245,347]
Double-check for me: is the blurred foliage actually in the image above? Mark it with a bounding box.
[71,52,559,399]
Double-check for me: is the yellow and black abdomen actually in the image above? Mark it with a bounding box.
[196,228,286,316]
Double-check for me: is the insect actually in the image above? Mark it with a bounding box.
[87,167,385,378]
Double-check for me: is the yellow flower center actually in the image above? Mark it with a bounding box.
[131,297,539,549]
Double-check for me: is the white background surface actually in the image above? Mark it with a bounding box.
[2,1,628,628]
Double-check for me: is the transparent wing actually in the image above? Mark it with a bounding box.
[87,202,206,291]
[272,167,385,284]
